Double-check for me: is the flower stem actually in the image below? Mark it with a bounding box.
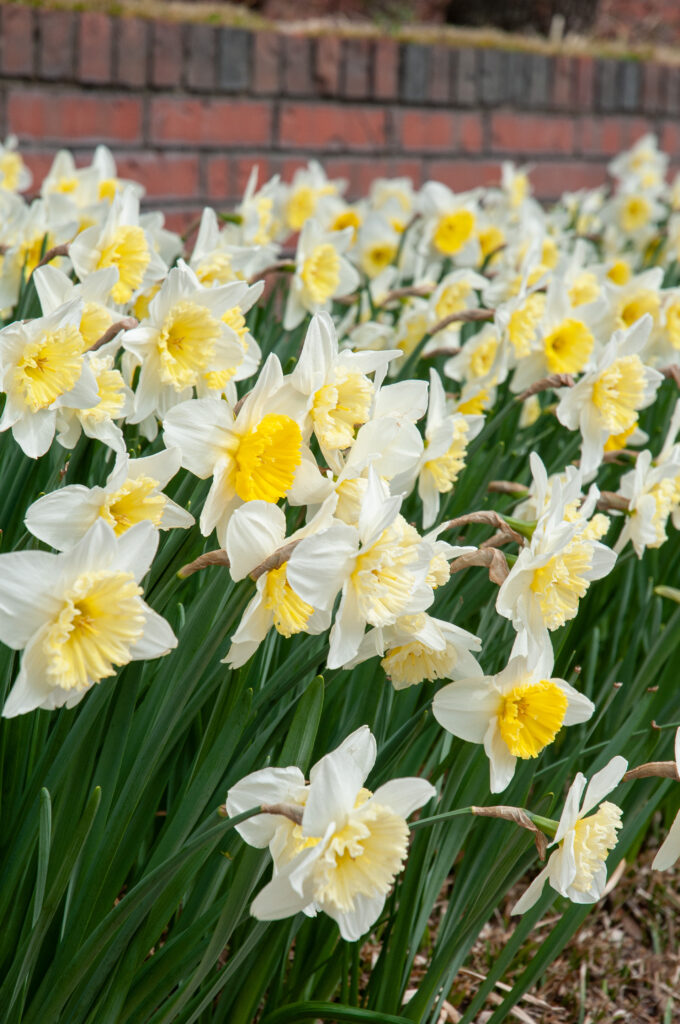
[409,806,475,831]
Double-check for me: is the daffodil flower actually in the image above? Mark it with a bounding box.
[227,725,435,941]
[223,495,339,667]
[433,649,594,792]
[512,756,627,913]
[0,519,177,717]
[284,219,359,331]
[556,314,663,478]
[24,448,193,550]
[0,298,100,458]
[163,354,331,546]
[496,454,616,657]
[288,469,438,669]
[652,728,680,871]
[614,448,680,557]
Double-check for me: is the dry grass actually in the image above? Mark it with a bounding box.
[358,842,680,1023]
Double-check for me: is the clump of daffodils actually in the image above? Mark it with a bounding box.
[0,137,679,951]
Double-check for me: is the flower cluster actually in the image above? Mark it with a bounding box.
[0,135,679,943]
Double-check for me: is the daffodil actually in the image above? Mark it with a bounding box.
[228,725,435,941]
[416,369,483,528]
[288,469,438,669]
[70,189,167,306]
[0,298,100,458]
[346,611,482,688]
[496,454,617,657]
[163,354,331,546]
[419,182,480,267]
[223,496,339,667]
[0,519,177,716]
[122,261,257,429]
[556,315,663,478]
[24,448,193,550]
[512,757,627,912]
[652,728,680,870]
[614,449,680,557]
[433,650,594,792]
[284,219,359,330]
[0,134,31,193]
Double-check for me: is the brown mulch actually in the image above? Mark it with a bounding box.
[359,847,679,1023]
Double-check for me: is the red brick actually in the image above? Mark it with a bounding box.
[8,89,142,144]
[429,47,451,104]
[163,207,204,235]
[576,57,594,110]
[458,112,483,153]
[490,112,575,155]
[530,160,607,199]
[323,158,391,197]
[661,121,680,158]
[579,115,624,156]
[343,39,371,99]
[185,24,217,92]
[22,152,55,197]
[231,156,272,197]
[1,6,34,76]
[279,103,386,150]
[77,13,112,84]
[552,56,573,110]
[642,62,664,114]
[112,153,200,198]
[427,160,500,193]
[373,39,398,100]
[205,156,231,199]
[149,97,271,146]
[398,109,455,151]
[252,31,281,95]
[283,35,313,96]
[36,9,75,81]
[390,158,424,187]
[151,21,183,89]
[115,18,148,88]
[314,35,341,95]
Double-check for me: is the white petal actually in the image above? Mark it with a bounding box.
[580,756,628,818]
[0,550,62,648]
[484,721,517,794]
[317,725,377,784]
[226,765,306,848]
[652,810,680,871]
[303,748,364,837]
[287,523,357,610]
[511,863,551,915]
[24,485,102,550]
[129,607,177,660]
[331,892,385,941]
[432,678,499,744]
[112,520,160,581]
[371,777,436,817]
[226,501,286,581]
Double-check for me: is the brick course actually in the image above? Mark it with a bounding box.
[1,3,676,224]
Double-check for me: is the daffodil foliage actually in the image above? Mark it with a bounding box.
[0,137,680,1024]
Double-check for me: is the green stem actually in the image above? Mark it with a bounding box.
[503,515,537,540]
[409,806,474,831]
[526,812,559,837]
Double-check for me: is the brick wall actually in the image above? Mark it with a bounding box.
[2,4,680,232]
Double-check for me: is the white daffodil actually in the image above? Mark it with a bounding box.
[284,219,359,331]
[496,454,616,657]
[283,160,345,234]
[443,323,502,385]
[614,448,680,557]
[284,312,399,470]
[0,135,31,193]
[416,369,483,528]
[163,354,331,546]
[41,149,100,204]
[510,277,600,394]
[512,756,627,913]
[287,470,437,669]
[228,725,435,941]
[236,166,284,247]
[594,267,663,339]
[55,343,133,453]
[223,496,339,667]
[433,649,594,792]
[0,519,177,717]
[652,728,680,871]
[189,207,268,286]
[353,212,400,280]
[609,133,668,191]
[426,268,488,347]
[0,298,100,458]
[0,194,77,311]
[90,144,145,204]
[346,611,482,689]
[24,448,193,550]
[419,182,480,268]
[70,189,167,306]
[122,261,258,427]
[556,315,663,479]
[34,263,121,348]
